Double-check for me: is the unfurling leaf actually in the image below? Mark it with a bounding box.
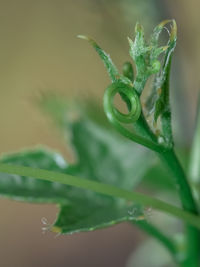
[146,20,177,147]
[128,22,169,94]
[77,35,131,85]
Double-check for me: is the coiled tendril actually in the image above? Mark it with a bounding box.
[103,80,141,125]
[103,80,162,151]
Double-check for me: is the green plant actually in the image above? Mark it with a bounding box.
[0,20,199,266]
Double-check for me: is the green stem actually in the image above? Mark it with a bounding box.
[183,228,200,267]
[186,95,200,267]
[107,114,161,152]
[133,220,177,258]
[158,149,199,266]
[189,94,200,188]
[159,149,198,213]
[0,163,200,229]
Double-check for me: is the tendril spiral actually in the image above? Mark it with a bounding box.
[103,80,162,151]
[103,81,141,124]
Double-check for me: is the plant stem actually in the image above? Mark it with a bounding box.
[186,96,200,267]
[158,149,199,266]
[159,149,197,213]
[189,94,200,189]
[0,163,200,229]
[183,228,200,267]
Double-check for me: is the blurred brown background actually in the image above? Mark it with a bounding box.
[0,0,199,266]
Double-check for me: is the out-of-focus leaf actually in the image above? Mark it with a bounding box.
[126,239,175,267]
[0,148,71,204]
[54,117,155,233]
[0,100,156,234]
[140,147,188,193]
[0,147,144,234]
[140,162,175,191]
[70,119,155,189]
[40,94,156,188]
[40,94,180,192]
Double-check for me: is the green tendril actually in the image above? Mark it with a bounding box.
[104,81,141,124]
[103,80,161,151]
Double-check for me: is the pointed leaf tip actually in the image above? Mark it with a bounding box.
[51,226,62,234]
[79,35,122,83]
[77,34,89,40]
[77,35,97,46]
[170,20,177,42]
[157,19,171,29]
[135,22,144,33]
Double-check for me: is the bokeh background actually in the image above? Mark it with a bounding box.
[0,0,199,266]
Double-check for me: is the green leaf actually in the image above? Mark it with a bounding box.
[146,20,177,146]
[39,96,161,233]
[53,114,157,234]
[141,147,188,193]
[77,35,131,85]
[0,148,71,204]
[0,102,155,234]
[39,94,156,188]
[77,35,118,82]
[78,35,133,108]
[140,162,175,191]
[55,203,143,234]
[0,146,145,234]
[79,22,170,97]
[70,119,155,189]
[153,21,177,120]
[128,22,168,94]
